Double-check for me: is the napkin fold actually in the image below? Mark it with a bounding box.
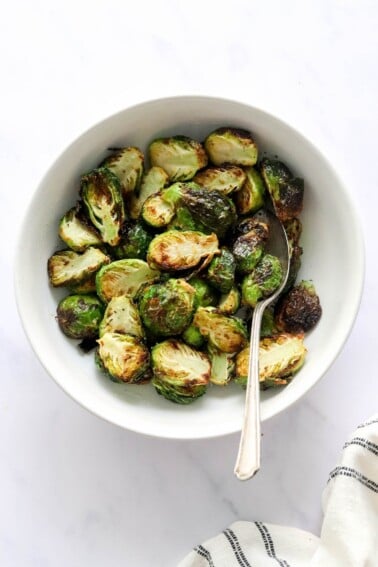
[178,416,378,567]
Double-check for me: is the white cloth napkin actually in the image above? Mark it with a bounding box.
[178,416,378,567]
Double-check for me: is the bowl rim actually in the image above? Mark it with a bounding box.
[14,95,365,439]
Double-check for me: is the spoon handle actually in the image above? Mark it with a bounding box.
[234,303,265,481]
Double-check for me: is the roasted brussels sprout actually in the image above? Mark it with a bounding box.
[80,168,125,246]
[149,136,208,182]
[113,223,152,260]
[241,254,283,308]
[151,339,210,404]
[206,247,236,293]
[59,205,102,251]
[204,127,258,167]
[182,324,205,348]
[260,158,304,221]
[193,307,247,353]
[189,277,218,308]
[101,147,144,195]
[99,296,144,338]
[48,247,110,287]
[138,278,195,337]
[232,222,269,274]
[141,192,175,228]
[147,230,219,272]
[235,333,307,388]
[218,285,241,315]
[96,259,159,302]
[275,280,322,333]
[193,165,246,195]
[97,332,150,383]
[208,345,235,386]
[57,294,104,339]
[168,206,208,233]
[234,167,266,215]
[129,166,169,219]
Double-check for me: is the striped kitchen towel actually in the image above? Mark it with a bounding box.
[178,416,378,567]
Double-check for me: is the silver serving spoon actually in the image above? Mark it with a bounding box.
[234,210,290,481]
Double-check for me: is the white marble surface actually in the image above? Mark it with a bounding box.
[1,1,377,565]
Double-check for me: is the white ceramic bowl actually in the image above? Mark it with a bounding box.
[15,96,364,439]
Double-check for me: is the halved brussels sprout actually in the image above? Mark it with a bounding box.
[260,158,304,221]
[101,147,144,195]
[182,324,205,348]
[235,333,307,388]
[113,223,152,260]
[193,165,246,194]
[208,345,235,386]
[149,136,208,182]
[59,206,102,251]
[151,339,210,404]
[141,192,175,228]
[147,230,219,272]
[275,280,322,333]
[233,223,269,274]
[193,307,247,353]
[138,278,195,336]
[97,332,150,383]
[206,247,236,293]
[241,254,283,308]
[189,277,218,309]
[204,127,258,166]
[234,167,266,215]
[57,294,104,339]
[96,259,159,302]
[48,247,110,287]
[80,167,125,246]
[129,166,169,219]
[218,285,241,315]
[99,296,144,338]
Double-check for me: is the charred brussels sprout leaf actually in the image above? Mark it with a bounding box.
[193,307,247,353]
[147,230,219,272]
[151,339,210,404]
[234,167,265,215]
[235,333,307,388]
[189,277,219,309]
[97,332,150,383]
[206,247,236,293]
[59,206,102,251]
[101,147,144,195]
[218,285,241,315]
[182,324,205,348]
[283,218,303,291]
[129,166,169,219]
[99,296,144,338]
[233,222,269,274]
[193,165,246,195]
[275,280,322,333]
[149,136,208,182]
[208,345,235,386]
[180,187,237,238]
[260,158,304,221]
[204,127,258,166]
[138,278,195,337]
[260,306,278,338]
[241,254,283,308]
[48,247,110,287]
[96,259,159,302]
[57,294,104,339]
[113,223,152,260]
[80,168,125,246]
[68,273,97,294]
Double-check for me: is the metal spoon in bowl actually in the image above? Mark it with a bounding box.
[234,210,290,481]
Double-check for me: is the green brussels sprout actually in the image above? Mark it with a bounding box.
[138,278,195,337]
[241,254,283,308]
[218,285,241,315]
[193,307,247,353]
[151,339,210,404]
[48,247,110,287]
[80,167,125,246]
[149,136,208,182]
[206,247,236,293]
[97,332,150,383]
[182,324,205,348]
[113,223,152,260]
[283,218,303,291]
[275,280,322,333]
[58,205,102,251]
[204,127,258,167]
[129,166,169,219]
[234,167,266,215]
[260,306,278,338]
[99,295,144,338]
[260,158,304,222]
[207,345,235,386]
[141,192,176,228]
[168,206,208,233]
[101,147,144,195]
[57,294,105,339]
[147,230,219,272]
[189,277,218,308]
[232,224,269,274]
[96,259,159,302]
[193,165,246,194]
[235,333,307,388]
